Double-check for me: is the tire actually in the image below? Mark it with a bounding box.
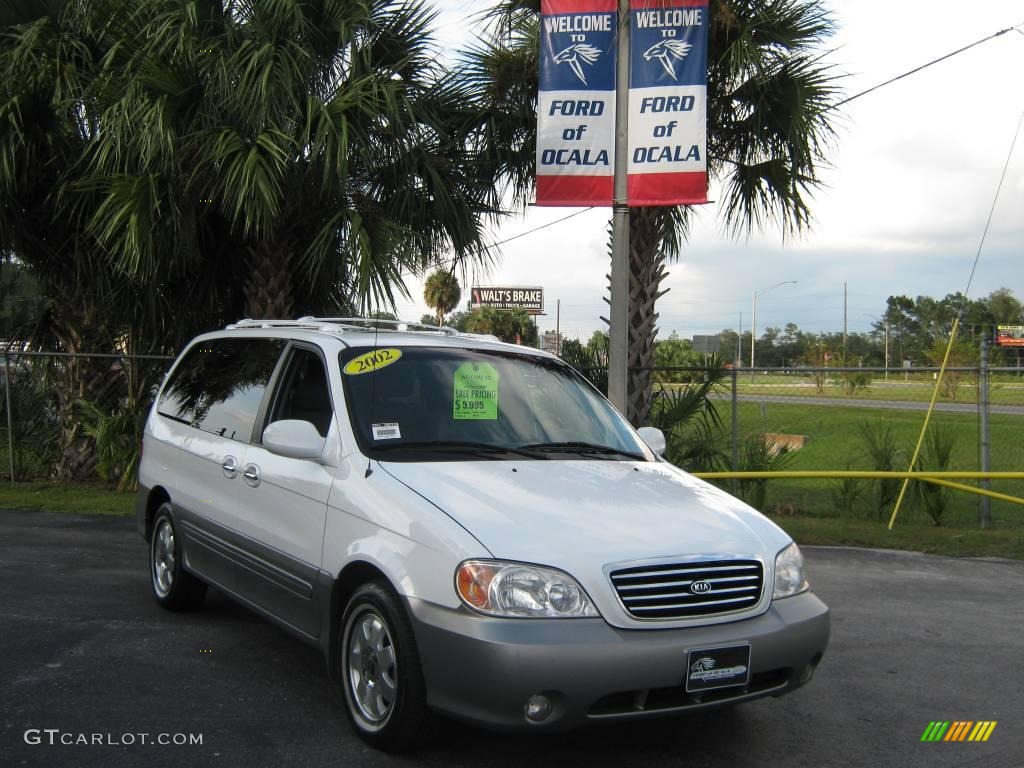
[339,581,428,752]
[150,503,207,611]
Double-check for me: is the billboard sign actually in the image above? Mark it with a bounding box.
[691,334,720,354]
[471,287,545,315]
[996,325,1024,347]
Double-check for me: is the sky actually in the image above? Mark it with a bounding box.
[391,1,1024,342]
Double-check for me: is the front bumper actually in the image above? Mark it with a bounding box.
[408,591,829,730]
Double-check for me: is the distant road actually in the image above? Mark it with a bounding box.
[713,393,1024,416]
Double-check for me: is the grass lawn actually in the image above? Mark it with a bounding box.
[678,372,1024,406]
[722,401,1024,533]
[767,514,1024,561]
[0,482,134,516]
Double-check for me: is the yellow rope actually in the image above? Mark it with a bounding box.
[888,317,961,530]
[919,477,1024,507]
[692,470,1024,480]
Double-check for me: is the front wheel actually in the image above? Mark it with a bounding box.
[150,504,206,610]
[340,581,427,752]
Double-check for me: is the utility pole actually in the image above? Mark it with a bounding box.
[736,312,742,368]
[607,0,631,415]
[884,318,889,381]
[843,281,848,365]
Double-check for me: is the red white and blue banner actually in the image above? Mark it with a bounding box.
[537,0,617,206]
[628,0,708,205]
[536,0,708,207]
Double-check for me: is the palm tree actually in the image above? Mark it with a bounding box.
[463,0,840,425]
[65,0,496,318]
[423,269,462,326]
[0,0,498,476]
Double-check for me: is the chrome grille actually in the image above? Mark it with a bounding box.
[610,559,763,620]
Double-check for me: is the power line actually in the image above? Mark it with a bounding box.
[963,102,1024,299]
[484,208,595,250]
[402,207,595,279]
[834,20,1024,109]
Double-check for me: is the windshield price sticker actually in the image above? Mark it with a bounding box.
[453,362,499,420]
[343,348,403,376]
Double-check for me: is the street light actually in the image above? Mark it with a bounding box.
[751,281,797,372]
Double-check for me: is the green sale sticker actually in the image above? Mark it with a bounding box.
[453,362,499,420]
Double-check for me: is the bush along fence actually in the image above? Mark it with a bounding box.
[0,351,173,489]
[574,360,1023,529]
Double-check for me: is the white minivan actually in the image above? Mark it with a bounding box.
[137,318,829,751]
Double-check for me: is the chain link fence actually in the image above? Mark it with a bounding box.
[644,363,1023,530]
[1,352,1020,530]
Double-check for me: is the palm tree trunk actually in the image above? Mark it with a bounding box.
[625,207,670,427]
[244,243,295,319]
[49,308,115,481]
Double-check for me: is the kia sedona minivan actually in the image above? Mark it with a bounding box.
[137,318,829,751]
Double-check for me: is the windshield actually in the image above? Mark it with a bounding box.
[338,346,651,462]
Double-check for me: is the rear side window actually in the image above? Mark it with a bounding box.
[158,338,286,442]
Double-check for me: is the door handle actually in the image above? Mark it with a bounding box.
[242,463,261,487]
[222,455,238,478]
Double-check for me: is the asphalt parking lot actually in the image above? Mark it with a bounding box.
[1,509,1021,768]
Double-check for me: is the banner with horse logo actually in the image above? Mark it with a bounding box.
[537,0,618,206]
[628,0,709,205]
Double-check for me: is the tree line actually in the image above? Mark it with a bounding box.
[716,288,1023,369]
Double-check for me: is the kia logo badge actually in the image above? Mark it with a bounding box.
[691,580,712,594]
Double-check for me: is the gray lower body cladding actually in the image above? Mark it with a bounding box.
[407,591,829,730]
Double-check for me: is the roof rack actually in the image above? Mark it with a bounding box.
[299,317,462,336]
[225,317,462,337]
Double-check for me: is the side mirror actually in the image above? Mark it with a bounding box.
[262,420,326,460]
[637,426,666,456]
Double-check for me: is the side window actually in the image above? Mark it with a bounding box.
[267,347,333,438]
[157,338,286,442]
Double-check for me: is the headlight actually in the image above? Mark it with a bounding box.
[773,542,809,599]
[456,560,599,618]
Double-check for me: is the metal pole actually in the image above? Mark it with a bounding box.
[736,312,742,368]
[843,281,848,365]
[884,319,889,381]
[979,338,991,529]
[4,353,13,483]
[749,291,756,373]
[730,367,739,495]
[607,0,631,416]
[555,299,561,356]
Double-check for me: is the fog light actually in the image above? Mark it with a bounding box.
[525,694,552,722]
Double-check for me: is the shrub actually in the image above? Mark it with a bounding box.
[830,470,866,516]
[736,434,796,511]
[859,421,904,519]
[913,424,957,526]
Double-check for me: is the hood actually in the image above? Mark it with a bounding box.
[379,459,789,567]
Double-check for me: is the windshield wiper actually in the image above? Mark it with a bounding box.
[517,441,645,460]
[373,440,545,460]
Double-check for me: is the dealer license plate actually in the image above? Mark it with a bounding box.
[685,644,752,693]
